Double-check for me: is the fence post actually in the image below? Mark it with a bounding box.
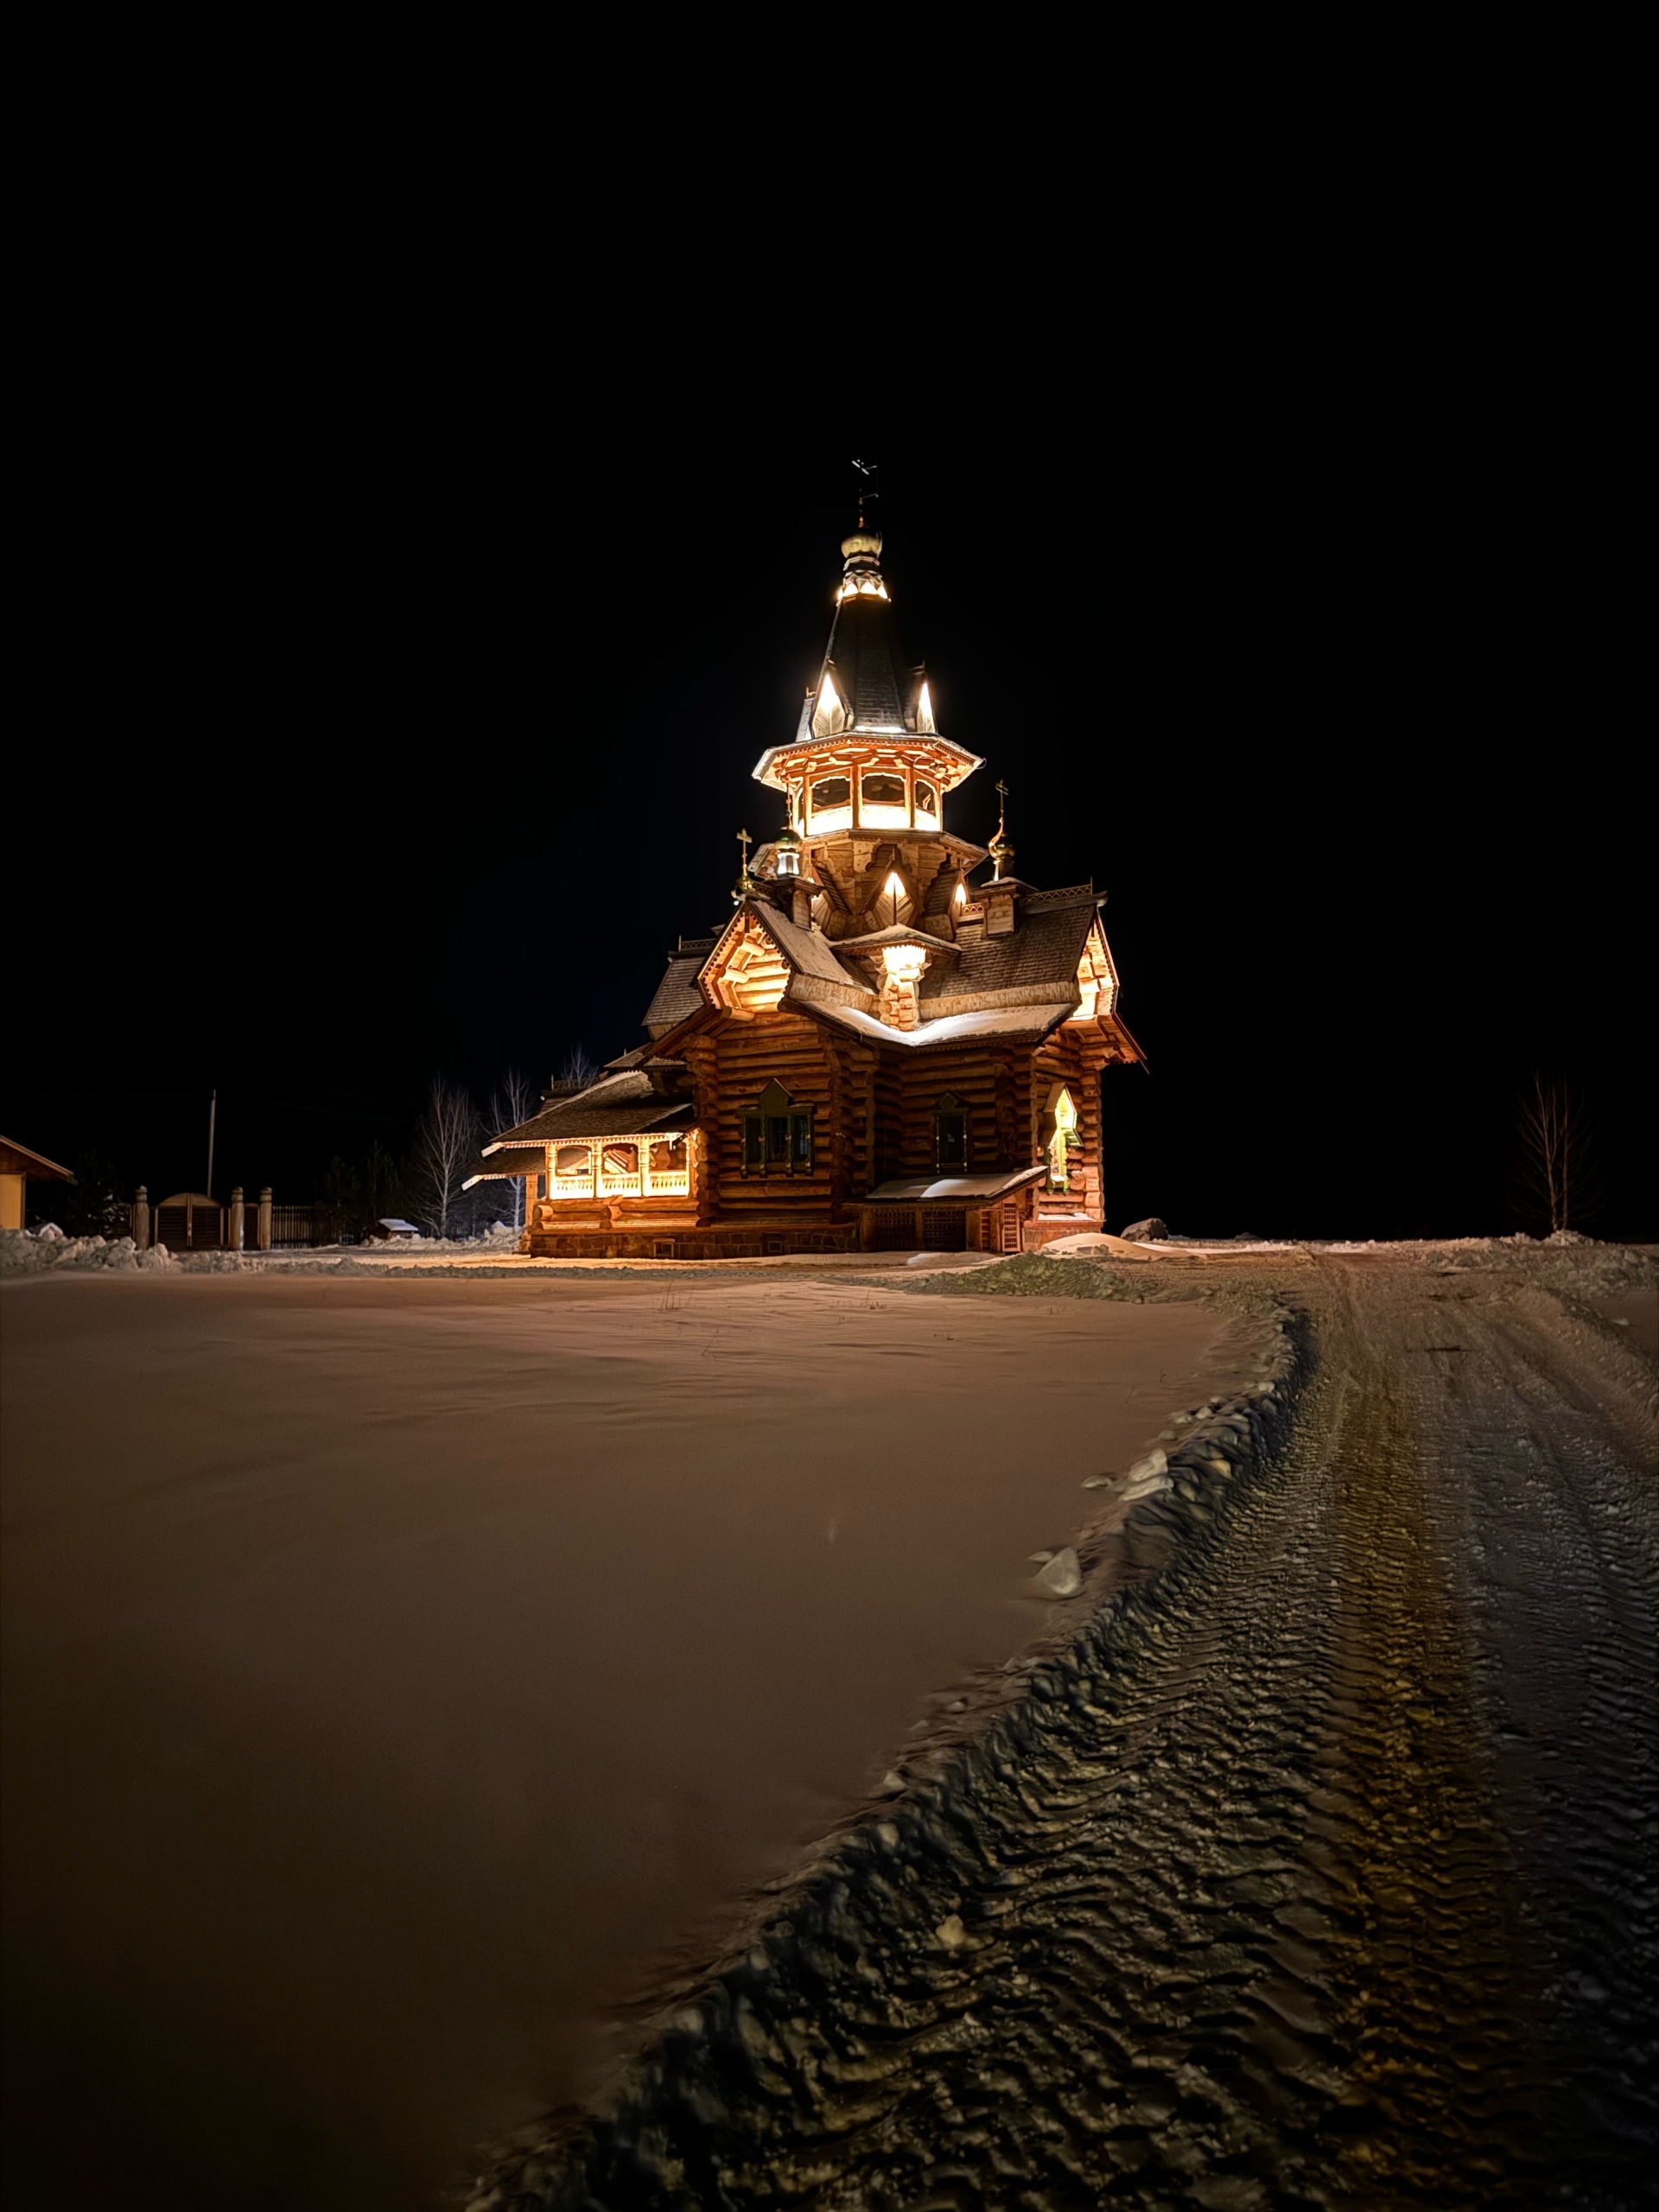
[229,1186,245,1252]
[257,1187,272,1251]
[132,1185,149,1249]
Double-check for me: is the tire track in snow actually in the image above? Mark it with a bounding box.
[470,1257,1657,2210]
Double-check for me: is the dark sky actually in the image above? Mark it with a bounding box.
[10,250,1648,1238]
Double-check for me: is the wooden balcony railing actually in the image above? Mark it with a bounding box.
[548,1137,692,1203]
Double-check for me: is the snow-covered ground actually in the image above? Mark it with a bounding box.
[1,1268,1262,2211]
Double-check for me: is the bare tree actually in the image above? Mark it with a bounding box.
[415,1078,480,1239]
[1513,1071,1604,1234]
[489,1068,536,1230]
[556,1043,599,1093]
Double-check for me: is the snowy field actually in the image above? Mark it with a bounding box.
[1,1269,1261,2211]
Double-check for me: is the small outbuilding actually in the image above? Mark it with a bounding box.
[0,1137,74,1231]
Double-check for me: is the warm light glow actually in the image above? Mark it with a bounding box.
[917,681,935,730]
[1048,1087,1078,1192]
[953,880,966,904]
[813,673,842,732]
[880,943,928,983]
[884,871,906,899]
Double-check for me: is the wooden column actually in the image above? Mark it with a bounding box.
[132,1185,149,1249]
[257,1187,272,1251]
[228,1186,245,1251]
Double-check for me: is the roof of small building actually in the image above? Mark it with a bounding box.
[0,1136,73,1180]
[464,1148,545,1182]
[489,1071,697,1147]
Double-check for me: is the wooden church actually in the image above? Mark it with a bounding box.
[475,518,1143,1257]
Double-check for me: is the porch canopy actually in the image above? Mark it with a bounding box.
[846,1166,1046,1210]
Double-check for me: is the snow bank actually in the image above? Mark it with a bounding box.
[0,1230,173,1278]
[264,1224,521,1264]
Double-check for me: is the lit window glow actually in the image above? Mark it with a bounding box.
[813,673,843,733]
[880,942,928,982]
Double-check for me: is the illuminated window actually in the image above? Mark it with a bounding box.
[934,1094,968,1172]
[1045,1088,1079,1192]
[880,871,914,927]
[861,772,906,807]
[555,1144,592,1177]
[915,780,938,817]
[811,776,850,810]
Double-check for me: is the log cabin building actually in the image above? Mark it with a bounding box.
[476,522,1143,1258]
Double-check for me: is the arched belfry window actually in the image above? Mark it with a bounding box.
[741,1078,814,1177]
[934,1093,969,1173]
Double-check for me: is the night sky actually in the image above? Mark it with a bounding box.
[10,286,1648,1239]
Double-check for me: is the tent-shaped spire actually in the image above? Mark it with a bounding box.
[810,531,917,734]
[752,521,981,794]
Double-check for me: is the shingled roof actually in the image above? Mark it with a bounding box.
[821,588,912,730]
[919,897,1099,1007]
[644,955,706,1038]
[487,1071,696,1147]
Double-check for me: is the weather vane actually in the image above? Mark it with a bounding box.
[852,455,879,532]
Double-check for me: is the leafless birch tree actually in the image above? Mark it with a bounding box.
[556,1043,599,1092]
[1514,1071,1603,1234]
[489,1068,536,1230]
[415,1078,480,1239]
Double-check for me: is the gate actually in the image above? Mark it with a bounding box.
[155,1194,224,1250]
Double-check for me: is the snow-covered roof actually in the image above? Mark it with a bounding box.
[852,1166,1047,1203]
[804,1001,1077,1050]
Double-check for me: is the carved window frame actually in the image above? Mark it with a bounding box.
[741,1080,814,1178]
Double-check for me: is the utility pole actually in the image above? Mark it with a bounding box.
[206,1090,217,1198]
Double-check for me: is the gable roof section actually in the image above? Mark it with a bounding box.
[643,953,706,1038]
[918,899,1098,1009]
[0,1136,73,1180]
[694,897,871,1005]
